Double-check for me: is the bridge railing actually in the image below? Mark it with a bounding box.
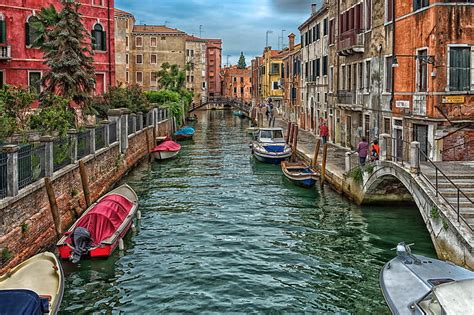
[383,135,474,228]
[189,97,252,113]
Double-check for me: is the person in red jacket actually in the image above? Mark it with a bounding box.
[319,121,329,144]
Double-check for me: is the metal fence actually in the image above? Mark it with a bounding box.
[128,116,134,135]
[95,125,106,151]
[53,138,71,172]
[18,143,46,190]
[109,121,117,143]
[77,130,90,160]
[0,152,7,198]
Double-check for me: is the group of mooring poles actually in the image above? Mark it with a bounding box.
[285,121,329,187]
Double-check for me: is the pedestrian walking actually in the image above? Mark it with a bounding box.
[370,139,380,161]
[357,138,369,166]
[319,121,329,144]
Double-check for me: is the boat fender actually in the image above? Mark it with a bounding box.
[137,210,142,220]
[131,223,136,232]
[119,238,124,251]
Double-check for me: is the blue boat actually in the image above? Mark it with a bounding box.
[175,126,195,141]
[251,128,292,164]
[281,161,318,187]
[233,110,246,118]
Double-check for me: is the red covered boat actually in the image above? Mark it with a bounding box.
[152,139,181,160]
[57,185,138,262]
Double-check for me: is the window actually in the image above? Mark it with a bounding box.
[312,26,316,42]
[323,18,328,36]
[342,65,346,90]
[28,71,42,94]
[26,16,40,46]
[308,28,312,44]
[126,36,129,47]
[413,0,429,11]
[136,72,143,83]
[136,54,143,64]
[365,59,371,91]
[386,0,393,23]
[272,81,279,90]
[316,23,320,41]
[151,54,157,64]
[322,56,328,76]
[316,58,321,78]
[366,0,372,30]
[93,0,104,6]
[233,87,237,94]
[385,56,393,92]
[151,37,157,47]
[347,64,352,91]
[151,72,158,85]
[92,24,106,51]
[240,87,244,94]
[329,66,334,92]
[161,36,166,41]
[126,71,129,83]
[271,63,280,75]
[449,47,471,91]
[417,49,428,92]
[136,36,143,47]
[126,54,129,65]
[0,14,5,44]
[329,19,335,44]
[0,71,4,89]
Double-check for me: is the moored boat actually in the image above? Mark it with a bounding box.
[57,185,138,263]
[175,126,195,141]
[0,252,64,315]
[380,242,474,315]
[233,110,246,118]
[251,128,292,164]
[152,140,181,160]
[281,161,318,187]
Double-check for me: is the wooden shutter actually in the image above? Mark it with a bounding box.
[0,20,5,44]
[101,31,107,51]
[25,23,30,46]
[91,30,96,50]
[367,0,372,29]
[355,4,361,31]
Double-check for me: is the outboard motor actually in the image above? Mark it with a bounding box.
[396,242,421,265]
[71,227,91,264]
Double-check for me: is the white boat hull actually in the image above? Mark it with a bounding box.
[153,150,180,160]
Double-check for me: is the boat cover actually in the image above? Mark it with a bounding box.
[152,141,181,152]
[0,289,49,315]
[264,145,285,153]
[72,194,133,246]
[176,127,195,135]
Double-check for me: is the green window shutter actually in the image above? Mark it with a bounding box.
[25,23,30,46]
[0,21,6,44]
[101,31,107,51]
[91,30,96,50]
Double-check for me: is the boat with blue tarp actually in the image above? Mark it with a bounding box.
[281,161,318,187]
[233,110,246,118]
[175,126,195,141]
[251,128,292,164]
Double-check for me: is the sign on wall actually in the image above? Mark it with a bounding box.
[442,96,465,104]
[395,100,410,108]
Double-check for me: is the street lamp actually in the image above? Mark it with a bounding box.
[266,30,273,48]
[392,55,435,68]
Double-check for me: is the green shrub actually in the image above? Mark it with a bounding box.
[89,85,151,118]
[431,206,440,219]
[348,166,363,184]
[29,94,74,137]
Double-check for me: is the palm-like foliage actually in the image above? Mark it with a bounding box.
[156,63,186,91]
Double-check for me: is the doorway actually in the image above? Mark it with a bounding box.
[413,124,428,161]
[346,115,352,147]
[395,128,403,162]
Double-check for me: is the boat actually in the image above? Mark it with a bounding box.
[233,110,246,118]
[251,128,292,164]
[0,252,64,315]
[281,161,318,187]
[175,126,195,141]
[57,184,139,263]
[380,242,474,315]
[152,139,181,160]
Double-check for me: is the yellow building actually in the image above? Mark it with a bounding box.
[259,47,287,108]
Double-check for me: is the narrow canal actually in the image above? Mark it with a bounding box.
[61,110,436,314]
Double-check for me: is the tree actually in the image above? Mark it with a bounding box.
[0,86,36,139]
[36,0,95,109]
[237,52,247,69]
[156,63,186,91]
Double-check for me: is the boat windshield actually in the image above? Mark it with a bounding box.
[273,130,283,139]
[260,130,272,138]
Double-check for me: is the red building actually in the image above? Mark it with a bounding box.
[0,0,115,98]
[205,38,222,98]
[221,65,252,103]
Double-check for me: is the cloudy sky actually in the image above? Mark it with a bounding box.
[116,0,322,65]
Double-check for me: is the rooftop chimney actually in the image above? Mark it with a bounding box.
[288,33,295,51]
[311,3,317,13]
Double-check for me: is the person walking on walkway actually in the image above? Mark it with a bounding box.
[319,121,329,144]
[357,138,369,166]
[370,139,380,161]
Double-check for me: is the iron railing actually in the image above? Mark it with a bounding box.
[77,130,90,160]
[109,122,118,143]
[53,138,71,172]
[0,151,7,198]
[95,125,106,151]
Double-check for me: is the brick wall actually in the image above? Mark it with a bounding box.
[0,120,170,273]
[442,129,474,161]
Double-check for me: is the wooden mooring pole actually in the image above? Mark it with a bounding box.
[292,125,299,162]
[44,178,61,239]
[286,121,292,144]
[312,139,321,168]
[320,143,328,186]
[79,160,91,207]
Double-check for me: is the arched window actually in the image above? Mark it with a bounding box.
[92,23,106,51]
[26,15,40,46]
[0,14,5,44]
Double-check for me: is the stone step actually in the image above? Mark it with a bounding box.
[439,191,474,197]
[427,181,474,189]
[424,173,474,180]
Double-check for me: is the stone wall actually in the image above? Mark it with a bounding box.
[0,120,171,274]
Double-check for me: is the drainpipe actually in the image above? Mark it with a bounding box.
[390,0,396,111]
[107,0,112,88]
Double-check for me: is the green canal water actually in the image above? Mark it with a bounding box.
[61,110,436,314]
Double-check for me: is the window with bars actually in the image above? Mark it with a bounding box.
[385,56,393,92]
[417,49,428,92]
[92,24,106,51]
[449,47,471,91]
[413,0,429,11]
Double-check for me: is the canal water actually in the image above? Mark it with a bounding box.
[61,110,436,314]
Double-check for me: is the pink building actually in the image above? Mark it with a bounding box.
[205,39,222,97]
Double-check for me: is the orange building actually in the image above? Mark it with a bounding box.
[392,1,474,161]
[206,39,222,98]
[221,65,252,103]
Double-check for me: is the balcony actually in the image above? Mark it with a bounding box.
[338,30,364,56]
[337,90,364,111]
[0,45,11,60]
